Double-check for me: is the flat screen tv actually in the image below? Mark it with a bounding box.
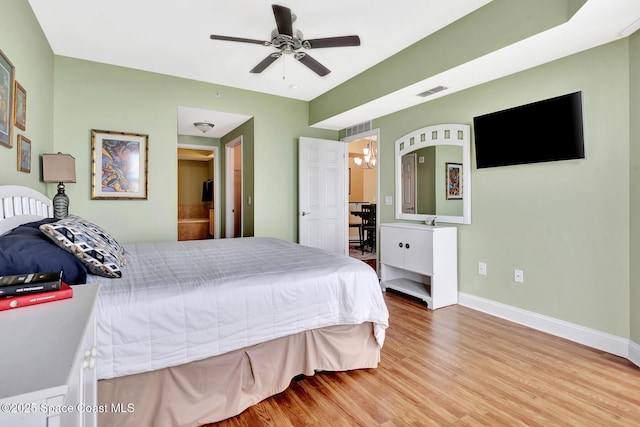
[473,91,585,168]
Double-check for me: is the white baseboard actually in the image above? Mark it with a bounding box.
[458,292,632,361]
[629,340,640,367]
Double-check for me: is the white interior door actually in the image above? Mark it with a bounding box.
[299,137,346,254]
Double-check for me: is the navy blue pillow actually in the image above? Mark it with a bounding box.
[19,217,59,229]
[0,222,88,284]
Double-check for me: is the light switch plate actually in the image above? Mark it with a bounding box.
[385,196,393,205]
[478,262,487,275]
[514,269,524,283]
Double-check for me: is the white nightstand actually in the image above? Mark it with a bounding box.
[0,283,99,427]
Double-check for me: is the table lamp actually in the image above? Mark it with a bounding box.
[42,153,76,219]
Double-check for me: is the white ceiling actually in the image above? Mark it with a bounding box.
[177,106,252,138]
[28,0,640,133]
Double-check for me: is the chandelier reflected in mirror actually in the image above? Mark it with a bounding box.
[354,139,377,169]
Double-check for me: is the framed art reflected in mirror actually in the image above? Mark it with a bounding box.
[446,162,462,200]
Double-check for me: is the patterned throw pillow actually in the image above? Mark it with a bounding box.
[39,216,125,278]
[65,215,127,266]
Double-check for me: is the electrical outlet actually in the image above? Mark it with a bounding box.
[514,269,524,283]
[478,262,487,275]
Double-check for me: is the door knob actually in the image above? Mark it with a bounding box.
[301,211,311,216]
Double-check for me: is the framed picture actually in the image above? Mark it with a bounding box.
[91,129,149,200]
[17,134,31,173]
[0,49,15,148]
[13,80,26,131]
[445,162,462,200]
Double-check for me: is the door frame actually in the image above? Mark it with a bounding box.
[341,128,381,255]
[177,143,221,239]
[225,136,243,238]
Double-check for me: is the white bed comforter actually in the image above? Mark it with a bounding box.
[89,237,389,380]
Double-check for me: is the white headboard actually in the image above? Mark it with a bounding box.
[0,185,53,235]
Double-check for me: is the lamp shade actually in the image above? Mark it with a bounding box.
[42,153,76,183]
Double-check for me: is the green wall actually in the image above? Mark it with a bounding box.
[435,145,464,217]
[0,0,54,193]
[630,31,640,344]
[221,118,255,237]
[415,147,436,214]
[2,0,638,350]
[373,40,630,337]
[178,134,220,147]
[52,57,335,243]
[310,0,580,125]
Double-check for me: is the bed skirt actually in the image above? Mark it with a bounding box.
[97,322,380,427]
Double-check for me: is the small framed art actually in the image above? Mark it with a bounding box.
[13,80,26,131]
[446,162,462,200]
[91,129,149,200]
[0,49,15,148]
[17,134,31,173]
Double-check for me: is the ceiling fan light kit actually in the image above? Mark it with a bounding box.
[209,4,360,77]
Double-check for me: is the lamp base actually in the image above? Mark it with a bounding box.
[53,183,70,219]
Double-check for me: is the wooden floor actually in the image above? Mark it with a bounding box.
[208,291,640,426]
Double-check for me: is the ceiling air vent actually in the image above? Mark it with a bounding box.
[345,121,372,137]
[416,86,448,98]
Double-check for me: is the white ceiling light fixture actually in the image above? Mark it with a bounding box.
[354,139,377,169]
[194,121,215,133]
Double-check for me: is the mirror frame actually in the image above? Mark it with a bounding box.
[395,123,471,224]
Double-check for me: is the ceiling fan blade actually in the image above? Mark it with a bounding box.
[250,53,281,73]
[210,34,270,46]
[272,4,293,37]
[303,35,361,49]
[294,53,330,76]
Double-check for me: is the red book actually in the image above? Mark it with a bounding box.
[0,282,73,311]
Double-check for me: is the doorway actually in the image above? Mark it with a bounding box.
[225,136,242,238]
[177,144,221,241]
[344,131,379,270]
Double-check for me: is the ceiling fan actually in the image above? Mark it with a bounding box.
[209,4,360,77]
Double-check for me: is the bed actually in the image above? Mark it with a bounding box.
[0,185,389,426]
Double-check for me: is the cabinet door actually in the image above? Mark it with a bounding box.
[60,291,98,427]
[403,229,433,276]
[82,309,97,427]
[380,226,406,268]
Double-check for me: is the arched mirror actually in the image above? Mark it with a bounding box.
[395,124,471,224]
